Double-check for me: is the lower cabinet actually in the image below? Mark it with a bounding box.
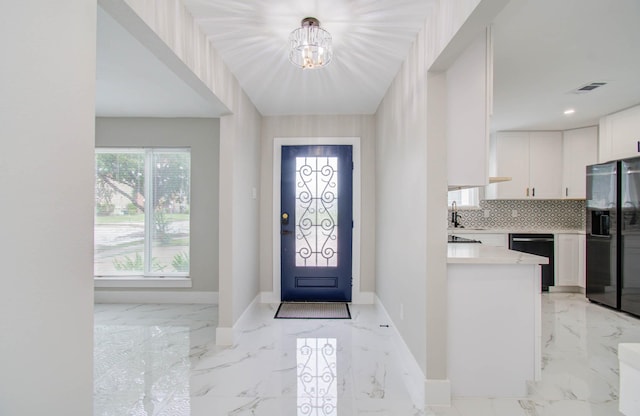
[578,234,586,288]
[555,233,585,288]
[455,232,585,289]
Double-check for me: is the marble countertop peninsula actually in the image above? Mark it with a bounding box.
[447,243,550,265]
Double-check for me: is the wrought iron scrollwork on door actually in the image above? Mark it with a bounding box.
[295,157,339,267]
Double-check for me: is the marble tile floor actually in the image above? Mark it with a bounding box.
[94,294,640,416]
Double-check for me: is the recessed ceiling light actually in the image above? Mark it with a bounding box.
[564,109,575,115]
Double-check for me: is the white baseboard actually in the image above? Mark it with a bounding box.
[259,291,375,304]
[260,291,279,304]
[374,295,427,405]
[94,290,218,304]
[216,327,233,345]
[374,295,451,407]
[425,379,452,407]
[94,277,192,288]
[216,294,261,346]
[352,291,375,304]
[549,286,583,294]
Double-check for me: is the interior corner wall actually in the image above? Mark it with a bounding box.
[374,0,496,386]
[425,71,449,380]
[0,1,96,415]
[108,0,261,338]
[374,0,513,398]
[219,88,262,329]
[94,117,220,293]
[375,28,429,374]
[231,92,262,323]
[258,115,377,295]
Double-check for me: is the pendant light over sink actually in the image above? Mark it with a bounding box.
[289,17,332,69]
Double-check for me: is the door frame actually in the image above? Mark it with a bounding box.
[272,137,362,303]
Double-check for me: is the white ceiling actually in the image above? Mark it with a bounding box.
[96,0,640,131]
[96,6,228,118]
[491,0,640,132]
[182,0,436,116]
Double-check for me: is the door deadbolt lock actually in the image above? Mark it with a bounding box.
[281,212,289,225]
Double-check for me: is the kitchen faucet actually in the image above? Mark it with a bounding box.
[451,201,462,228]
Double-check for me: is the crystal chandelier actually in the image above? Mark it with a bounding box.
[289,17,332,69]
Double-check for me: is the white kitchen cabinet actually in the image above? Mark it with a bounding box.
[599,104,640,162]
[562,126,598,199]
[578,234,586,288]
[530,132,563,198]
[486,131,562,199]
[447,29,492,189]
[487,132,529,198]
[555,234,580,287]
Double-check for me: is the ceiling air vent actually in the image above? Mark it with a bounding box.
[571,82,607,94]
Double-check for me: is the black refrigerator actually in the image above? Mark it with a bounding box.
[620,158,640,316]
[586,161,618,309]
[586,157,640,317]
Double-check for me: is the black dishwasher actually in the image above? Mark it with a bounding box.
[509,234,554,291]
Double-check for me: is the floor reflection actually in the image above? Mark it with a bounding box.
[93,296,640,415]
[94,324,191,416]
[93,303,218,416]
[297,338,337,416]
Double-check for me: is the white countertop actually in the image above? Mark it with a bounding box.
[447,243,550,265]
[448,228,585,235]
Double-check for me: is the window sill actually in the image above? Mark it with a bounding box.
[94,277,192,288]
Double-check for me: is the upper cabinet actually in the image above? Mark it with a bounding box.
[446,28,492,189]
[562,126,598,199]
[486,131,562,199]
[599,104,640,162]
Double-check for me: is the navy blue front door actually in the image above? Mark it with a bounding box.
[281,145,353,302]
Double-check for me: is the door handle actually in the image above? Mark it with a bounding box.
[281,212,292,235]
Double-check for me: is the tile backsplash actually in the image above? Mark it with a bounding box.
[448,199,586,230]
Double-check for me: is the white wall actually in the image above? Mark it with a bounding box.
[228,92,262,323]
[259,115,377,296]
[0,1,96,414]
[218,88,262,331]
[375,0,509,404]
[112,0,263,343]
[376,27,430,376]
[95,117,220,293]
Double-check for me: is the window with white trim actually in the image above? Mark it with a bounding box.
[447,188,480,208]
[94,148,191,277]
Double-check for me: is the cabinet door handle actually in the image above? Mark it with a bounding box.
[566,187,569,197]
[532,187,536,197]
[526,187,530,197]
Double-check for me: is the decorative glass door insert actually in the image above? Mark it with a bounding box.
[295,157,339,267]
